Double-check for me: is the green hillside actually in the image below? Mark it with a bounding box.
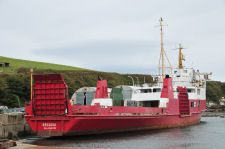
[0,56,154,108]
[0,56,87,71]
[0,56,223,108]
[0,69,153,108]
[206,81,225,104]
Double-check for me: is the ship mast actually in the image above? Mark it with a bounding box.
[158,17,172,79]
[178,43,185,69]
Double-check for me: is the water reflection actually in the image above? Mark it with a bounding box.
[27,118,225,149]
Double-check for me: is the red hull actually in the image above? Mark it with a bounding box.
[25,74,206,136]
[26,113,202,136]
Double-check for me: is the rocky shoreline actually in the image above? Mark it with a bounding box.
[202,111,225,117]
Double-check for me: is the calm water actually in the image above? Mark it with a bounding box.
[26,117,225,149]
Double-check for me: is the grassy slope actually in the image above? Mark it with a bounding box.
[0,56,222,106]
[0,56,87,71]
[0,69,154,108]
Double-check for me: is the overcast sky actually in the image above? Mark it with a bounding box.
[0,0,225,81]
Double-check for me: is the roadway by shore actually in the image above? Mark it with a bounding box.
[10,140,87,149]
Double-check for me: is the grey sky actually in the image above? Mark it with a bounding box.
[0,0,225,81]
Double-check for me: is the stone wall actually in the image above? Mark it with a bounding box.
[0,113,33,139]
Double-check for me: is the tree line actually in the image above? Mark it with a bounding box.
[0,68,223,107]
[0,68,153,108]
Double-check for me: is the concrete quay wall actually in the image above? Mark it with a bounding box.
[0,113,33,139]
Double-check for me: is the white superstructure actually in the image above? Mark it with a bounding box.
[118,67,211,108]
[118,18,211,108]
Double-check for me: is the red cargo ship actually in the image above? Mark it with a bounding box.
[25,18,210,136]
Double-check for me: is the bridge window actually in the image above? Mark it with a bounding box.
[153,88,161,92]
[187,88,195,93]
[140,89,152,93]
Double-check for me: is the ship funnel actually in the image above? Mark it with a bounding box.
[160,76,173,98]
[95,77,109,99]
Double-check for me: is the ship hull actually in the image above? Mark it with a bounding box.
[26,113,202,136]
[25,74,206,136]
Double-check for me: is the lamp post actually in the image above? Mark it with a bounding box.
[136,77,140,86]
[30,68,33,101]
[128,76,135,86]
